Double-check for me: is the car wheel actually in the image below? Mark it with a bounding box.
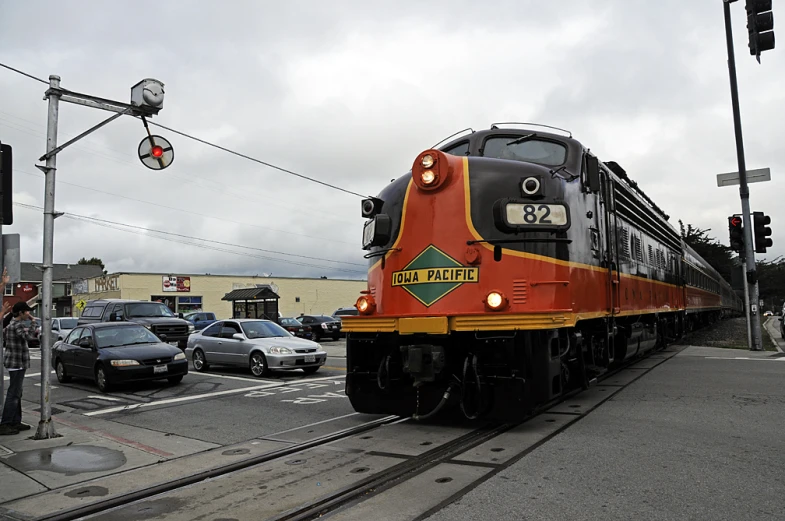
[168,375,184,384]
[192,348,209,372]
[55,359,72,383]
[95,365,112,393]
[250,352,269,377]
[313,331,321,342]
[302,366,319,375]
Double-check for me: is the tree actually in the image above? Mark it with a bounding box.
[78,257,105,273]
[678,220,734,281]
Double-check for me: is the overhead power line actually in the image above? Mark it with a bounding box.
[0,60,368,198]
[14,202,367,274]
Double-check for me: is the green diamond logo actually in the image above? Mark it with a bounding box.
[391,245,480,306]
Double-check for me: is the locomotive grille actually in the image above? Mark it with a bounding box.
[513,280,528,304]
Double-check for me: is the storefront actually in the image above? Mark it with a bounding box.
[72,272,366,320]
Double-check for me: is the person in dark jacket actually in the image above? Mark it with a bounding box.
[0,301,39,435]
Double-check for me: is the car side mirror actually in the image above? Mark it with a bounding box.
[232,333,245,341]
[585,155,601,193]
[178,313,184,319]
[109,312,117,322]
[159,333,168,342]
[79,337,91,348]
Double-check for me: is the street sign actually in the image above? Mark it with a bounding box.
[716,167,771,187]
[75,299,87,312]
[138,135,174,170]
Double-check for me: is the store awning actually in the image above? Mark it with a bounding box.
[222,286,280,301]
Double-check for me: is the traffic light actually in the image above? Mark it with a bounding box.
[747,0,775,61]
[753,211,773,253]
[0,142,12,225]
[729,215,745,252]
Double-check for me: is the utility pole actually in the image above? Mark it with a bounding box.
[31,75,171,439]
[722,0,767,350]
[34,76,62,439]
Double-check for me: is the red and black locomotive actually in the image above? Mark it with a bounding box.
[341,123,742,421]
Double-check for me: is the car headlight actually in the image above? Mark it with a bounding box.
[269,346,293,354]
[187,324,195,332]
[174,352,186,361]
[110,360,140,367]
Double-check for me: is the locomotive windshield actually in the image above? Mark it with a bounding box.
[483,136,567,166]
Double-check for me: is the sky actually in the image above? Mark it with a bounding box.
[0,0,783,281]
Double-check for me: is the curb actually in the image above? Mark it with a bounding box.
[762,317,784,354]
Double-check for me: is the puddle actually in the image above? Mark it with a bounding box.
[6,445,127,476]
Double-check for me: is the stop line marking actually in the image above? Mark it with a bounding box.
[83,374,346,416]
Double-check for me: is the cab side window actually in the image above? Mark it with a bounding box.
[65,328,83,344]
[443,141,470,156]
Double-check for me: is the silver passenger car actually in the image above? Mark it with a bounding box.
[184,319,327,377]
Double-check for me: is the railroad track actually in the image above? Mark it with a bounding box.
[18,343,682,521]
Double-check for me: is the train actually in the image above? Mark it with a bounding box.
[340,123,742,421]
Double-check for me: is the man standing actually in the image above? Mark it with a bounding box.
[0,302,39,435]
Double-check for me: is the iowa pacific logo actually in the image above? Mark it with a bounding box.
[392,245,479,306]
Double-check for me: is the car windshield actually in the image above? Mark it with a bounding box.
[58,318,78,329]
[280,318,300,327]
[94,326,162,348]
[240,320,290,339]
[483,136,567,166]
[125,303,175,318]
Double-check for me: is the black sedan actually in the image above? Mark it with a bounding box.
[298,315,341,341]
[279,317,313,339]
[52,322,188,392]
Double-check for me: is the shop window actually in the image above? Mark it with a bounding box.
[177,296,203,313]
[295,297,300,303]
[4,284,13,296]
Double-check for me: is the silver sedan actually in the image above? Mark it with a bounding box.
[184,319,327,377]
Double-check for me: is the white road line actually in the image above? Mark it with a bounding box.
[84,374,347,417]
[87,395,126,402]
[264,412,359,438]
[188,371,278,384]
[2,370,55,381]
[705,356,785,361]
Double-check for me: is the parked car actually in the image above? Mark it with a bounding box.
[298,315,341,341]
[51,317,79,341]
[280,317,312,339]
[763,310,773,317]
[52,322,188,392]
[20,318,41,348]
[183,312,218,331]
[77,299,194,349]
[185,319,326,377]
[332,307,359,319]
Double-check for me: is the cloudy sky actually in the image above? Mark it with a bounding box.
[0,0,782,281]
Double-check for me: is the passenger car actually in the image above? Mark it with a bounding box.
[298,315,341,341]
[184,312,217,331]
[280,317,312,338]
[51,317,79,341]
[185,319,326,377]
[77,299,194,349]
[333,307,359,319]
[52,322,188,392]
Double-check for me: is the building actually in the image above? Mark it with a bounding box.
[3,263,105,317]
[71,272,366,319]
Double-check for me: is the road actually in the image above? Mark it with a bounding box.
[7,339,351,445]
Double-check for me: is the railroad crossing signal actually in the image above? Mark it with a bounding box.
[137,135,174,170]
[746,0,775,62]
[729,215,745,252]
[752,211,773,253]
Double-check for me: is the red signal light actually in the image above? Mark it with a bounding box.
[151,145,164,158]
[730,216,741,227]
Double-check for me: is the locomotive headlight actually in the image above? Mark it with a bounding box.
[522,176,541,195]
[485,291,508,311]
[356,294,376,315]
[421,170,437,185]
[362,214,392,250]
[421,154,435,169]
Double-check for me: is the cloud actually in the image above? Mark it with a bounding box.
[0,0,783,284]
